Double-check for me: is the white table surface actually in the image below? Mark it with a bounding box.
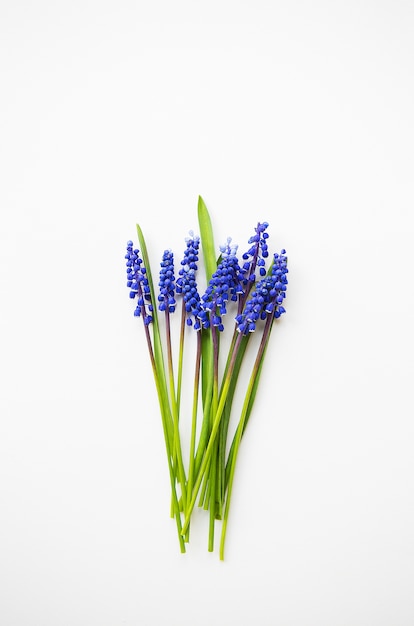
[1,1,413,624]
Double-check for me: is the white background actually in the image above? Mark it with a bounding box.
[1,1,414,624]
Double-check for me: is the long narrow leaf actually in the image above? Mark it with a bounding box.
[136,223,173,446]
[197,196,216,428]
[224,328,271,488]
[217,332,250,507]
[197,195,216,284]
[135,223,185,551]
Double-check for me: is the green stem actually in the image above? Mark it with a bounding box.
[165,308,187,511]
[143,321,186,553]
[176,300,186,413]
[224,337,269,489]
[208,326,220,550]
[198,453,211,508]
[202,465,211,510]
[217,331,250,512]
[136,224,174,448]
[216,328,237,511]
[170,301,186,518]
[185,329,202,541]
[208,437,218,550]
[181,332,243,537]
[193,330,214,478]
[219,314,274,560]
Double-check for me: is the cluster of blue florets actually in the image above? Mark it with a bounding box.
[198,239,244,332]
[125,241,153,325]
[179,231,200,272]
[240,222,270,285]
[126,224,288,334]
[271,250,288,316]
[235,249,288,334]
[158,250,176,313]
[176,233,202,328]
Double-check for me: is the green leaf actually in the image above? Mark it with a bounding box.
[195,196,217,467]
[193,330,214,477]
[197,195,216,284]
[136,223,173,447]
[135,223,185,552]
[217,332,250,506]
[224,327,272,488]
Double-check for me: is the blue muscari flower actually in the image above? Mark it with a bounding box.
[158,249,176,313]
[125,241,153,325]
[240,222,270,285]
[179,231,200,272]
[176,232,203,328]
[235,249,288,335]
[199,238,244,332]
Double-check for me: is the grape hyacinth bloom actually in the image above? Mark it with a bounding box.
[240,222,270,286]
[199,238,244,332]
[179,231,200,272]
[125,241,153,325]
[158,249,176,313]
[176,232,202,328]
[235,250,288,335]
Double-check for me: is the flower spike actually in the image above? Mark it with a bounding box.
[235,250,288,334]
[240,222,270,285]
[176,232,202,327]
[158,249,176,313]
[199,238,244,332]
[125,241,153,325]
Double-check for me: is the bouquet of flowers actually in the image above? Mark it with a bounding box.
[125,196,288,559]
